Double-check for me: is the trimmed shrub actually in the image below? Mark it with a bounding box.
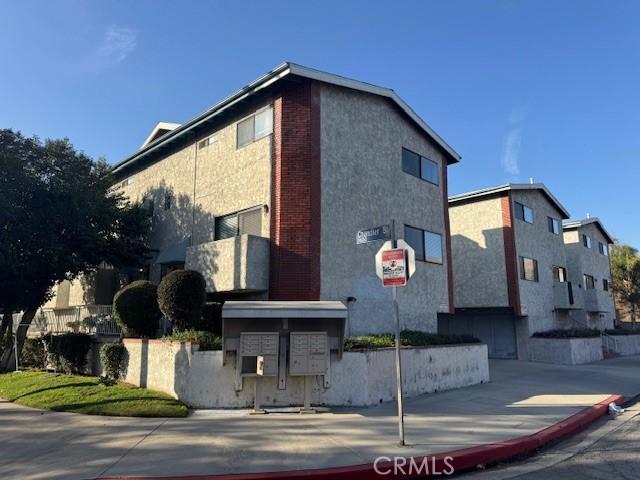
[162,329,222,351]
[532,328,601,339]
[113,280,161,338]
[344,330,481,351]
[199,302,223,334]
[100,343,126,381]
[43,333,93,373]
[21,337,47,369]
[157,270,206,331]
[605,328,640,336]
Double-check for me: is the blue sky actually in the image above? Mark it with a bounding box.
[1,1,638,246]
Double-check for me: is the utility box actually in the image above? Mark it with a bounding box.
[222,301,347,393]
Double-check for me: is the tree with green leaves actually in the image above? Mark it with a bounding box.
[0,129,149,370]
[610,244,640,328]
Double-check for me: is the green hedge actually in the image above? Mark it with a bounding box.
[532,328,601,339]
[21,337,47,369]
[100,343,127,381]
[605,328,640,336]
[162,329,222,351]
[157,270,206,331]
[113,280,161,338]
[43,333,93,373]
[344,330,480,351]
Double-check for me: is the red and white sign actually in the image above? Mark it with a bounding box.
[381,248,408,287]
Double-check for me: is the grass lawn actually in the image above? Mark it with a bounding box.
[0,371,188,417]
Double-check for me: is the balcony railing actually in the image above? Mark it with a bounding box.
[29,305,121,336]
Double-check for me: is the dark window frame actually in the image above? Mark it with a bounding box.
[603,278,609,291]
[547,216,561,235]
[583,234,592,248]
[514,201,535,224]
[584,274,595,289]
[598,242,608,256]
[520,256,539,282]
[403,224,444,264]
[401,147,439,186]
[552,265,567,283]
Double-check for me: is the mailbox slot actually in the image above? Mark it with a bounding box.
[289,332,328,376]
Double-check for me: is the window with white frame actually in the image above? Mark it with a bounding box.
[237,106,273,149]
[214,207,262,240]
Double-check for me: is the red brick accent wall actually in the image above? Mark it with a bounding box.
[442,164,455,313]
[269,81,321,300]
[501,192,522,316]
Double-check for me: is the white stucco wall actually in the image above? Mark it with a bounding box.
[528,337,603,365]
[122,339,489,408]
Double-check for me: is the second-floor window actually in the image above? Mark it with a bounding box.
[603,278,609,291]
[583,234,592,248]
[552,266,567,282]
[547,217,561,235]
[215,207,262,240]
[520,256,539,281]
[401,148,439,185]
[237,106,273,149]
[514,202,534,224]
[404,225,443,264]
[598,242,609,256]
[584,274,595,289]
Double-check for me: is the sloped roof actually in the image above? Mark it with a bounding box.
[140,122,181,149]
[448,183,571,219]
[112,62,460,177]
[563,218,615,244]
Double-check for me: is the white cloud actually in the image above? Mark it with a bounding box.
[500,107,527,178]
[93,25,137,68]
[500,127,522,176]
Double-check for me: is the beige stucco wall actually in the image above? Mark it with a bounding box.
[115,105,273,283]
[563,223,614,329]
[449,196,509,308]
[318,84,451,335]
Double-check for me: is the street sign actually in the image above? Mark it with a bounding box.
[375,240,416,286]
[356,224,391,244]
[381,248,407,287]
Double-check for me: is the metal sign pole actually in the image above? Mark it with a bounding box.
[13,316,19,372]
[391,220,405,446]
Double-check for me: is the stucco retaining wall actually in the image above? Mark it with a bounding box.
[122,339,489,408]
[528,337,603,365]
[607,335,640,356]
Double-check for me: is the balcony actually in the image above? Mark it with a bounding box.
[185,234,269,293]
[553,281,578,310]
[583,289,605,312]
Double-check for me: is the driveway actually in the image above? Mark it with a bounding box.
[2,356,640,479]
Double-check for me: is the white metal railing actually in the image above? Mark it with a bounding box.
[30,305,121,336]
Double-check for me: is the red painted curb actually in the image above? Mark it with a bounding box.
[101,394,623,480]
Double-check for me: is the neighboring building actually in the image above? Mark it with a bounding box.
[562,218,615,330]
[444,184,572,360]
[91,62,460,335]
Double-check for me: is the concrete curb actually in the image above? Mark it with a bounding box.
[101,394,623,480]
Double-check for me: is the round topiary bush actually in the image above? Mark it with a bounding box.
[157,270,206,331]
[100,343,127,381]
[113,280,161,338]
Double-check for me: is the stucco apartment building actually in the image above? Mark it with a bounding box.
[47,63,460,336]
[562,218,615,329]
[443,184,575,360]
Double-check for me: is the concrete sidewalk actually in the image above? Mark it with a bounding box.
[2,357,640,480]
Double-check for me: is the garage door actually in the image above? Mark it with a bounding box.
[438,308,517,359]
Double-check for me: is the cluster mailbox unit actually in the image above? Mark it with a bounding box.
[222,301,347,412]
